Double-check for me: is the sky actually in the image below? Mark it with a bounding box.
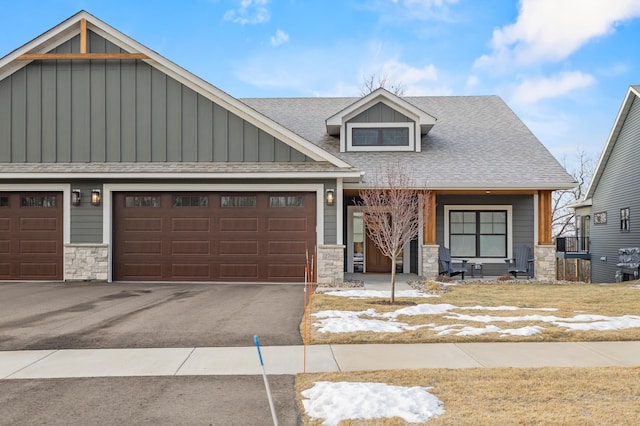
[2,0,640,172]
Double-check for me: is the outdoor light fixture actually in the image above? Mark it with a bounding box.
[91,189,102,206]
[326,189,335,206]
[71,189,81,206]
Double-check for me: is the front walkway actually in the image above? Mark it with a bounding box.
[2,341,640,379]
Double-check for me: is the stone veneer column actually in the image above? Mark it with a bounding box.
[421,244,440,280]
[64,244,109,281]
[534,244,556,282]
[316,245,345,284]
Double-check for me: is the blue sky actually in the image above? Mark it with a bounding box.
[2,0,640,172]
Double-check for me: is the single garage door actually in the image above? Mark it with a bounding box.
[113,192,316,282]
[0,192,63,280]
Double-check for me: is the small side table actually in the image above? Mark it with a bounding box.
[470,262,483,278]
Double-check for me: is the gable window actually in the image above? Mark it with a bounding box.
[621,208,630,232]
[346,122,415,152]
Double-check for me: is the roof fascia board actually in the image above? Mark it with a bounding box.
[585,86,640,198]
[0,171,364,180]
[0,11,353,169]
[344,183,577,191]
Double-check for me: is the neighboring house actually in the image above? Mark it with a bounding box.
[565,85,640,283]
[0,11,575,284]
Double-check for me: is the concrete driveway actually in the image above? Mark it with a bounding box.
[0,281,305,350]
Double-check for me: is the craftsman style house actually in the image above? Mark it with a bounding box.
[568,85,640,283]
[0,11,575,283]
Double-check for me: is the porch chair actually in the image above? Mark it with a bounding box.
[505,245,534,278]
[438,245,468,280]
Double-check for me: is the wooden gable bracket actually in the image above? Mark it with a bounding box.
[17,18,150,61]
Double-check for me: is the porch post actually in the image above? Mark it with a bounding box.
[421,190,439,279]
[536,190,555,281]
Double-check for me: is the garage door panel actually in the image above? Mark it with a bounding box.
[20,240,58,255]
[123,218,162,232]
[113,192,315,282]
[171,264,210,278]
[123,241,162,255]
[171,241,210,255]
[0,241,9,254]
[20,217,58,232]
[20,263,58,277]
[219,217,258,232]
[267,217,308,232]
[219,263,258,279]
[171,218,210,232]
[219,240,258,255]
[0,218,9,231]
[0,263,10,277]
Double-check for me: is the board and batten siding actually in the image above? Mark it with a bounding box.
[348,101,412,124]
[590,94,640,283]
[0,31,312,164]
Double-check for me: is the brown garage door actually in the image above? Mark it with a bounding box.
[113,192,316,282]
[0,192,63,280]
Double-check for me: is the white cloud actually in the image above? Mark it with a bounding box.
[364,58,442,95]
[510,71,596,105]
[476,0,640,69]
[224,0,270,25]
[270,29,289,46]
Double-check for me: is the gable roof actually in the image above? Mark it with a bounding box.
[243,96,576,190]
[0,10,353,170]
[585,85,640,199]
[325,87,437,136]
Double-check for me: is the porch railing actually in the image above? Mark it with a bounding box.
[555,237,590,253]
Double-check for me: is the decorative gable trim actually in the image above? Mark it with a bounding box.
[325,88,436,153]
[0,10,352,169]
[585,85,640,199]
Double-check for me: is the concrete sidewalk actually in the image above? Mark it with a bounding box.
[2,341,639,379]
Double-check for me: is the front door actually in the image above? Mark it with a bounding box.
[365,234,391,272]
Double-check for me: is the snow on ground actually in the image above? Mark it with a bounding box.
[323,289,437,298]
[301,381,444,426]
[313,290,640,336]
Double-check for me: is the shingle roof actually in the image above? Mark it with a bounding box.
[242,96,576,190]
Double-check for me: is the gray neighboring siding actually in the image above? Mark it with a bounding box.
[436,194,534,276]
[0,31,312,164]
[590,95,640,283]
[348,102,412,123]
[70,182,104,243]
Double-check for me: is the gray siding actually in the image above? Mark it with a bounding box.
[590,95,640,283]
[348,102,412,123]
[0,31,312,164]
[436,194,534,276]
[70,182,104,243]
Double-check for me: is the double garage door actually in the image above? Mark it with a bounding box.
[0,192,63,280]
[113,192,316,282]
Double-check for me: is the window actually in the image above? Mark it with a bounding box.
[221,196,256,207]
[621,208,630,232]
[594,211,607,224]
[173,196,208,207]
[449,210,507,257]
[269,196,305,207]
[0,196,8,207]
[21,196,56,207]
[352,127,409,147]
[125,196,160,207]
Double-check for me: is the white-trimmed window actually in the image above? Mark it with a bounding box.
[346,122,415,152]
[444,205,513,261]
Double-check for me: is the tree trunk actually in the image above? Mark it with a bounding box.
[390,257,396,304]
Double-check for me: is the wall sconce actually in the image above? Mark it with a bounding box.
[325,189,335,206]
[91,189,102,206]
[71,189,81,206]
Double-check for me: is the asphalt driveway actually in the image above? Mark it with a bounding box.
[0,282,305,351]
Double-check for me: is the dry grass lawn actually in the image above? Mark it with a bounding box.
[296,367,640,425]
[303,282,640,344]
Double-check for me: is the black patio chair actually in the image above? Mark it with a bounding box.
[438,245,468,279]
[505,245,534,278]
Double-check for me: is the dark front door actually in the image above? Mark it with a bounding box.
[365,234,391,272]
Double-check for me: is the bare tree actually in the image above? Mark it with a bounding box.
[553,149,595,237]
[360,72,406,96]
[358,165,424,303]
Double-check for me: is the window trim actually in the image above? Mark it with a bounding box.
[620,207,630,232]
[346,122,415,152]
[444,205,513,264]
